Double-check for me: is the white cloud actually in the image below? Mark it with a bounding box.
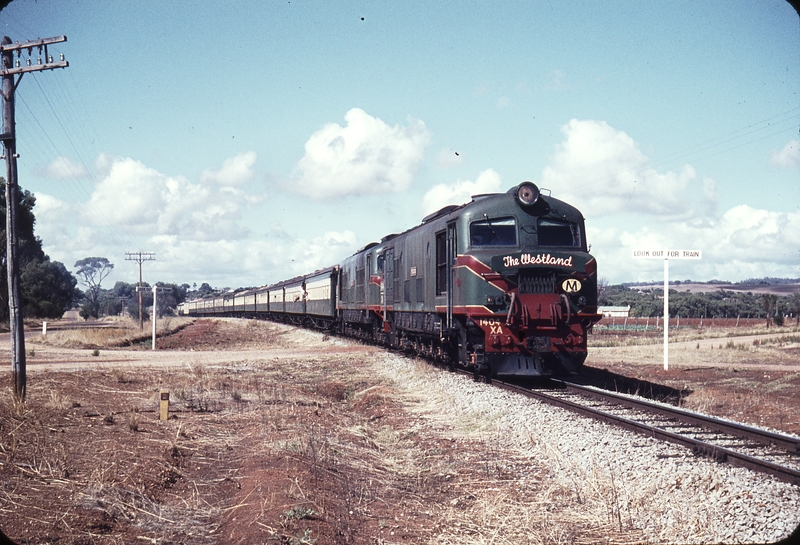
[770,139,800,167]
[540,119,715,218]
[80,155,261,241]
[199,152,257,186]
[35,156,88,180]
[420,168,503,216]
[539,120,796,283]
[290,230,360,276]
[94,153,115,178]
[290,108,430,199]
[589,206,800,283]
[146,229,359,287]
[33,152,359,288]
[31,192,66,215]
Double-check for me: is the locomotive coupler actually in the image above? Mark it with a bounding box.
[525,336,551,353]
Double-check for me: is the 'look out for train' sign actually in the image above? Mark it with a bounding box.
[632,249,702,259]
[633,248,702,370]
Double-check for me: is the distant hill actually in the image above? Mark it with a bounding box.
[626,278,800,296]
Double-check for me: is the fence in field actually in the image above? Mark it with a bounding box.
[594,316,772,332]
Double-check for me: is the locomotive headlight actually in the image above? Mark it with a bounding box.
[516,182,540,207]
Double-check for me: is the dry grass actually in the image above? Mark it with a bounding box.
[5,319,797,543]
[32,316,194,349]
[589,331,800,367]
[1,321,655,544]
[590,324,800,348]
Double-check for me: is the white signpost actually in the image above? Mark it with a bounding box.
[137,285,170,350]
[632,249,702,370]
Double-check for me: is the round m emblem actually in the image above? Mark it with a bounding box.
[561,279,582,293]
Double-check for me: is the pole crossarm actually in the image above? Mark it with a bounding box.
[0,36,68,77]
[0,36,67,53]
[136,286,170,293]
[126,251,156,330]
[0,61,69,77]
[125,251,156,264]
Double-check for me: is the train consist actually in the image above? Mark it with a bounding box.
[180,182,601,377]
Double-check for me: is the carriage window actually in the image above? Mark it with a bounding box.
[470,217,517,246]
[538,219,581,247]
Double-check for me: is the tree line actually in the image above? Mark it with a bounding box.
[0,187,190,322]
[599,283,800,326]
[72,256,189,320]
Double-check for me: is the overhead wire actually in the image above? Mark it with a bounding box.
[13,70,140,252]
[1,59,169,291]
[0,10,146,253]
[648,106,800,171]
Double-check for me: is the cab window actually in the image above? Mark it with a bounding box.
[470,217,517,246]
[538,219,581,247]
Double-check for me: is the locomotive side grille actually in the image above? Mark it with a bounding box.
[518,271,557,294]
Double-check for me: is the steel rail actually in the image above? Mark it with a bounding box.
[554,380,800,454]
[483,376,800,487]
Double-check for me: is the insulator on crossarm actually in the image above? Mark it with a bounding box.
[14,59,19,67]
[60,53,64,61]
[25,58,30,66]
[48,55,53,63]
[37,57,42,64]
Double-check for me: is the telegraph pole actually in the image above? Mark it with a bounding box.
[126,251,155,329]
[1,35,68,401]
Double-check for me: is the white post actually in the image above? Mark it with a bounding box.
[632,248,700,372]
[42,321,47,336]
[152,286,157,350]
[663,255,669,371]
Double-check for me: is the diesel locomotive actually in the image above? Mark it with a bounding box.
[180,182,601,377]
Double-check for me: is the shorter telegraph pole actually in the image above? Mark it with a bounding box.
[633,249,702,370]
[126,251,155,329]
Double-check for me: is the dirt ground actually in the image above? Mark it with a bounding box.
[0,318,799,544]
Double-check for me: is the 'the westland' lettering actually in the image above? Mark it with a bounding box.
[502,253,574,268]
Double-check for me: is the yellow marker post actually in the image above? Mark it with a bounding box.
[159,389,170,420]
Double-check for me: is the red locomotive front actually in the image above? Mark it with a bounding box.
[446,182,601,377]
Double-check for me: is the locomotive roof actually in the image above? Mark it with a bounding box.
[342,184,584,260]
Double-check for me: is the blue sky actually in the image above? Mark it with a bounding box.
[0,0,798,289]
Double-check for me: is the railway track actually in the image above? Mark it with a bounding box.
[472,373,800,486]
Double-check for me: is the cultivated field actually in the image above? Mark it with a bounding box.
[1,317,799,544]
